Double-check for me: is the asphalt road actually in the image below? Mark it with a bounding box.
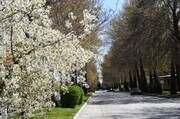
[75,90,180,119]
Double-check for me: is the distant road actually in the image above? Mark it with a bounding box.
[75,90,180,119]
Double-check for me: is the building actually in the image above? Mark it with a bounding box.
[159,74,177,91]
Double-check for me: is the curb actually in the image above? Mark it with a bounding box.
[143,93,180,99]
[73,94,93,119]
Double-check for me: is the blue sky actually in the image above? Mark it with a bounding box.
[98,0,126,58]
[97,1,126,83]
[102,0,126,13]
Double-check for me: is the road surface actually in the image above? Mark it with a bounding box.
[75,90,180,119]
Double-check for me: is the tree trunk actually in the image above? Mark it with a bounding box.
[135,62,142,90]
[175,43,180,92]
[129,70,133,90]
[153,66,162,94]
[133,67,137,88]
[124,77,129,91]
[139,56,147,92]
[118,81,121,91]
[170,47,177,95]
[172,0,180,93]
[149,70,153,93]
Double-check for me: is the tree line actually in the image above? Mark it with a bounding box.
[102,0,180,95]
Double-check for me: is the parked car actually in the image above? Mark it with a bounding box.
[130,88,142,95]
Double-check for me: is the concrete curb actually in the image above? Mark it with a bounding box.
[73,94,93,119]
[143,93,180,99]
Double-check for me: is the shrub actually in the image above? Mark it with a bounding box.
[56,100,61,107]
[78,86,84,104]
[60,86,81,108]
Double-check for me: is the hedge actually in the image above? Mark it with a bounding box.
[78,86,84,104]
[60,86,83,108]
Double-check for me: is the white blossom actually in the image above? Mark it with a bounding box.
[0,0,97,118]
[65,20,72,29]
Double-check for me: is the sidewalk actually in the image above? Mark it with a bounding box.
[74,92,94,119]
[74,90,108,119]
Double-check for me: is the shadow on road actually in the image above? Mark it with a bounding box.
[78,91,180,119]
[87,91,179,105]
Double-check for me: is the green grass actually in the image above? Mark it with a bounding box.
[143,91,180,98]
[145,91,180,98]
[10,94,90,119]
[160,91,180,98]
[32,94,90,119]
[161,91,170,96]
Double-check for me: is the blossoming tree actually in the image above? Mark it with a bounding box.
[0,0,97,118]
